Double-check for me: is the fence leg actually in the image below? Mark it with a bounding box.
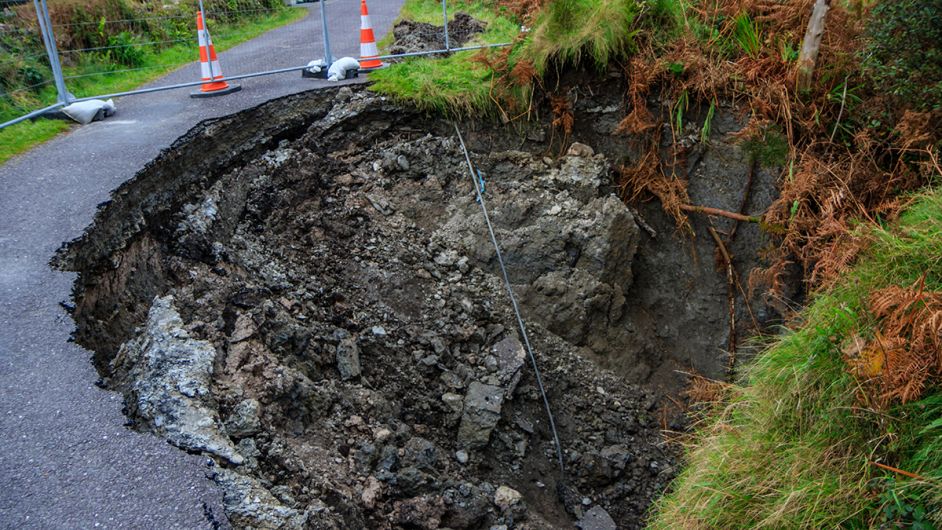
[33,0,70,105]
[442,0,449,51]
[319,0,333,65]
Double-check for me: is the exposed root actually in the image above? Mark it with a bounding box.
[617,136,693,233]
[680,204,762,224]
[708,226,737,373]
[549,94,575,155]
[728,158,756,244]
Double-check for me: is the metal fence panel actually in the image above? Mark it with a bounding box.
[1,0,517,131]
[199,1,324,78]
[0,0,67,128]
[362,0,515,61]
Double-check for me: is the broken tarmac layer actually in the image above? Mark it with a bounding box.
[56,83,785,528]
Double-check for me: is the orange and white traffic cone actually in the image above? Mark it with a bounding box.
[190,10,241,98]
[359,0,384,70]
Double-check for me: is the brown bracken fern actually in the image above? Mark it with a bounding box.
[867,277,942,404]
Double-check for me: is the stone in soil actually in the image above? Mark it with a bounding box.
[458,381,505,448]
[576,505,617,530]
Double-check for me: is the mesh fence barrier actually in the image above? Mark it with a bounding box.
[1,0,517,129]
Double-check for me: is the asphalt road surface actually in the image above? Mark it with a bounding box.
[0,2,400,527]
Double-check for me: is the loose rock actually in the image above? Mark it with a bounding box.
[566,142,595,157]
[226,398,261,438]
[214,469,309,529]
[336,336,362,380]
[362,476,383,509]
[493,485,522,511]
[458,382,504,448]
[576,505,618,530]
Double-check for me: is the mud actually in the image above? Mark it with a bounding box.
[56,78,790,528]
[388,13,486,56]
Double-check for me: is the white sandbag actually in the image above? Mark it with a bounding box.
[306,59,327,74]
[61,99,116,125]
[327,57,360,82]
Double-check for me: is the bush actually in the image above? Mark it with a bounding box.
[19,64,46,87]
[0,26,50,94]
[106,31,148,67]
[863,0,942,111]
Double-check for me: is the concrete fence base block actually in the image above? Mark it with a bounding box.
[189,84,242,99]
[301,69,328,79]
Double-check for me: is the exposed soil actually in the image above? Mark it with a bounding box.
[55,78,792,528]
[552,76,801,394]
[388,13,486,56]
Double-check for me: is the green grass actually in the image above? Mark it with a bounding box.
[649,190,942,529]
[369,0,519,115]
[0,7,306,165]
[642,0,776,59]
[732,12,761,58]
[370,0,643,115]
[0,119,71,165]
[525,0,639,71]
[370,53,501,115]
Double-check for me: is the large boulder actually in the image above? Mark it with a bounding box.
[435,153,640,349]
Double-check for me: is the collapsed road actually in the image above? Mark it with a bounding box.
[55,82,787,528]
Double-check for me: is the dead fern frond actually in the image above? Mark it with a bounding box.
[550,94,574,136]
[615,105,656,135]
[685,374,733,405]
[509,59,538,87]
[618,144,693,233]
[866,278,942,404]
[894,110,942,153]
[616,55,662,135]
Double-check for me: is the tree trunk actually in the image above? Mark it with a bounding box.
[796,0,831,93]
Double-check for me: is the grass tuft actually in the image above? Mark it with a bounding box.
[370,0,643,115]
[370,53,499,115]
[369,0,520,116]
[731,12,761,58]
[525,0,639,72]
